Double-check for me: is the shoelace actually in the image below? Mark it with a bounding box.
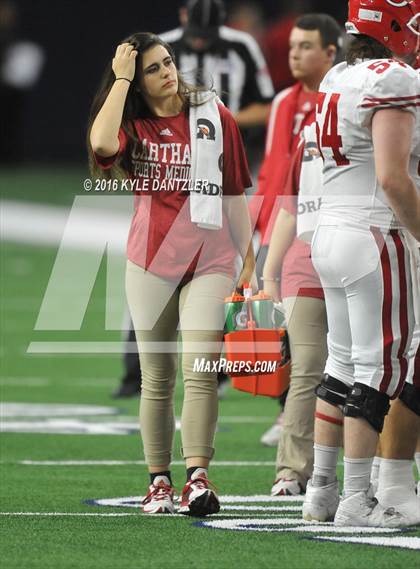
[142,482,173,505]
[185,476,218,494]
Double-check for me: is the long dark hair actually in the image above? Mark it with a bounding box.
[87,32,206,179]
[346,34,392,65]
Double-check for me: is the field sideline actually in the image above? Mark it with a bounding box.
[0,168,419,568]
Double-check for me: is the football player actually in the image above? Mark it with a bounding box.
[302,0,420,527]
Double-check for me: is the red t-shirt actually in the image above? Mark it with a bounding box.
[280,143,323,300]
[250,84,317,246]
[95,104,252,282]
[293,90,318,152]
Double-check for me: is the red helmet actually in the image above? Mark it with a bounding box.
[346,0,420,56]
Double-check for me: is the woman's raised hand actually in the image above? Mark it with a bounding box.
[112,43,138,82]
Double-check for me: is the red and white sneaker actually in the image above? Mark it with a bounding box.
[178,469,220,517]
[142,475,175,514]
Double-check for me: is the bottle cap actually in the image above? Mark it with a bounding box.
[224,291,245,303]
[251,291,273,301]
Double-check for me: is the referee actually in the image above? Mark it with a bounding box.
[112,0,274,398]
[161,0,274,128]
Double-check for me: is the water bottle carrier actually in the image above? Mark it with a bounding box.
[223,286,290,397]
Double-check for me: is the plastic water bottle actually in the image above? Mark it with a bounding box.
[224,291,246,332]
[250,291,274,329]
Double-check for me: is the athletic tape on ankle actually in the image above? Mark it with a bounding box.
[315,411,344,426]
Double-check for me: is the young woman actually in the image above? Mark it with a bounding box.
[88,32,255,516]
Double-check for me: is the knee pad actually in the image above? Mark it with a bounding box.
[315,373,350,408]
[343,382,390,433]
[399,382,420,417]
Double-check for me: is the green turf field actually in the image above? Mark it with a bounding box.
[1,168,419,568]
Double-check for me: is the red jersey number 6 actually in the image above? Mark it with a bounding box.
[317,92,350,166]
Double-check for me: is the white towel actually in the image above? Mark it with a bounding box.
[189,91,223,230]
[296,122,323,243]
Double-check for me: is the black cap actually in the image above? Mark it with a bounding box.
[184,0,225,40]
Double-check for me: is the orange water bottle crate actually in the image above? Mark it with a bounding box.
[224,284,290,397]
[224,327,291,397]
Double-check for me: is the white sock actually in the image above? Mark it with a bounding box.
[415,452,420,476]
[343,456,373,498]
[376,458,416,508]
[312,443,340,487]
[189,467,208,481]
[370,456,381,486]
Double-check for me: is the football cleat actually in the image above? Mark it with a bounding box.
[271,478,304,496]
[375,486,420,526]
[302,479,340,522]
[178,468,220,517]
[142,475,175,514]
[334,491,405,527]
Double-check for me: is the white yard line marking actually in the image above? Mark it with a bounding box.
[201,518,403,533]
[0,402,274,424]
[2,460,343,469]
[91,496,304,508]
[0,512,140,517]
[26,341,285,354]
[315,536,420,550]
[0,512,286,518]
[12,460,344,468]
[16,460,276,467]
[222,505,300,511]
[222,495,303,503]
[0,378,117,388]
[1,199,129,251]
[0,403,119,417]
[218,416,276,424]
[0,378,50,387]
[27,342,126,354]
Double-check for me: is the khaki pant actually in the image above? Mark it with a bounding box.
[125,260,233,467]
[275,296,328,488]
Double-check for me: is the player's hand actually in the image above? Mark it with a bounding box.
[112,43,138,82]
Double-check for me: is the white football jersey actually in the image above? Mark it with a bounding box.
[412,68,420,191]
[317,59,420,230]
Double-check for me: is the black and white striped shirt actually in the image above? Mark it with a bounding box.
[160,26,274,113]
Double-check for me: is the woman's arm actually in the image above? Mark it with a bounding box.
[261,140,302,301]
[90,43,137,157]
[372,108,420,241]
[262,208,296,302]
[223,194,257,290]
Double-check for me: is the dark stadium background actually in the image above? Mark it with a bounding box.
[15,0,347,163]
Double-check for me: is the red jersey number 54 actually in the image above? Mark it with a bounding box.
[316,92,349,167]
